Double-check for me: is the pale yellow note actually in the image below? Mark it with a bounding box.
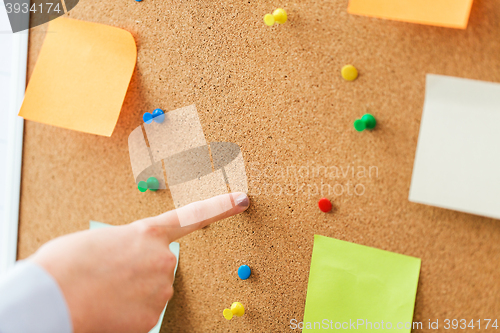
[348,0,474,29]
[19,17,136,136]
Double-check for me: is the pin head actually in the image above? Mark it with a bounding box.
[264,13,275,26]
[143,112,153,124]
[223,308,233,320]
[138,181,148,192]
[318,198,332,212]
[354,119,366,131]
[238,265,251,280]
[341,64,358,81]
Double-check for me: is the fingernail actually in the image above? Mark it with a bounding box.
[235,193,249,208]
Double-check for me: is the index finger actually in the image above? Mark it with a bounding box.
[142,192,250,242]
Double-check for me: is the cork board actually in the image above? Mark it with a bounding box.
[18,0,500,332]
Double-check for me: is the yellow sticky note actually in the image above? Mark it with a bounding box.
[19,17,136,136]
[347,0,474,29]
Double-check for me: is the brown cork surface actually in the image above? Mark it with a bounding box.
[18,0,500,332]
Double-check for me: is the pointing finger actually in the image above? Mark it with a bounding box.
[141,192,250,242]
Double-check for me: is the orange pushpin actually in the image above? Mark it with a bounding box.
[223,302,245,320]
[264,8,287,26]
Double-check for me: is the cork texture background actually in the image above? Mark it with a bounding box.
[18,0,500,332]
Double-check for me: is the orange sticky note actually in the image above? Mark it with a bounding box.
[19,17,136,136]
[347,0,474,29]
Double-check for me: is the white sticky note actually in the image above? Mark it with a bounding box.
[409,74,500,220]
[89,221,179,332]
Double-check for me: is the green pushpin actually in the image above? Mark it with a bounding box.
[138,177,159,192]
[354,114,376,132]
[138,181,148,192]
[146,177,159,192]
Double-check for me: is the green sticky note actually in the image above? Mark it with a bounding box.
[89,221,111,229]
[89,221,179,333]
[302,235,421,332]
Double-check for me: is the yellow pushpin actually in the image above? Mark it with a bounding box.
[341,64,358,81]
[264,8,287,26]
[223,302,245,320]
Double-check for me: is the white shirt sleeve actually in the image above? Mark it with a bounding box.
[0,260,73,333]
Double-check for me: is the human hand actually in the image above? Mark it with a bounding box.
[30,192,250,333]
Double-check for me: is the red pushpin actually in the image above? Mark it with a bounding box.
[318,198,332,212]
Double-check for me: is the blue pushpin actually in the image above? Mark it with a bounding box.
[237,265,251,280]
[152,108,165,123]
[143,109,165,124]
